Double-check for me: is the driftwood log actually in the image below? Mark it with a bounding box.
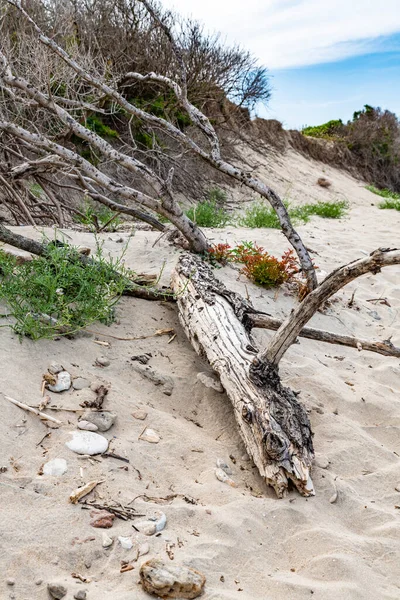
[171,253,314,498]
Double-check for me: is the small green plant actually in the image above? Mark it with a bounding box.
[238,199,347,228]
[297,200,348,220]
[85,115,119,139]
[378,199,400,211]
[238,201,283,228]
[0,242,128,340]
[74,201,122,232]
[186,188,230,228]
[366,185,400,200]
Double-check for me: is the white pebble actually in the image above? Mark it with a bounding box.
[118,536,133,550]
[139,428,160,444]
[48,371,71,392]
[65,431,108,456]
[102,532,113,548]
[42,458,68,476]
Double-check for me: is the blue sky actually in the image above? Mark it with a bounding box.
[162,0,400,129]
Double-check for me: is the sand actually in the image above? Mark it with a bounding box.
[1,148,399,600]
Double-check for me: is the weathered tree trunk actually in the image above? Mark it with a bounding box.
[171,253,314,498]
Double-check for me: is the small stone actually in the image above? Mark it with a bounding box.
[74,591,87,600]
[215,468,236,487]
[102,532,113,548]
[6,579,15,586]
[35,579,43,586]
[132,409,148,421]
[72,378,90,391]
[77,420,99,432]
[65,431,108,456]
[135,511,166,536]
[81,411,116,432]
[216,459,232,476]
[139,559,206,599]
[314,455,329,470]
[48,371,71,392]
[48,362,64,375]
[395,484,400,492]
[42,458,68,476]
[138,542,150,557]
[47,583,67,599]
[197,372,224,393]
[118,536,133,550]
[139,428,160,444]
[95,356,110,367]
[90,510,115,529]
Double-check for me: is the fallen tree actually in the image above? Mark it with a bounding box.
[172,249,400,497]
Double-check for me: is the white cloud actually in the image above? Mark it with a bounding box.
[161,0,400,69]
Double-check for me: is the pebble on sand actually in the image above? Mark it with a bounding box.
[139,559,206,599]
[81,411,116,432]
[95,356,110,367]
[77,420,99,432]
[73,590,87,600]
[72,377,90,391]
[48,371,71,393]
[139,428,160,443]
[118,536,133,550]
[42,458,68,476]
[102,532,114,548]
[197,372,224,393]
[47,583,67,599]
[65,431,108,455]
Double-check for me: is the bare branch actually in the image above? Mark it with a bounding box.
[259,248,400,366]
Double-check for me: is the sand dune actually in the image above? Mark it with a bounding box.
[1,148,399,599]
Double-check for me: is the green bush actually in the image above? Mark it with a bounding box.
[366,185,400,200]
[237,201,282,228]
[0,242,128,340]
[299,200,348,220]
[302,119,343,139]
[378,199,400,211]
[238,199,347,228]
[186,188,230,227]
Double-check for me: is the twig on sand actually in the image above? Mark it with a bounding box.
[80,500,143,520]
[3,394,63,424]
[86,328,175,341]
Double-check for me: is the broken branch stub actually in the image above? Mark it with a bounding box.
[171,253,314,498]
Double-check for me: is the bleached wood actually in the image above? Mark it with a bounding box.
[261,248,400,366]
[171,254,314,498]
[248,314,400,358]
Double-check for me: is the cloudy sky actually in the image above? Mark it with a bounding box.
[162,0,400,128]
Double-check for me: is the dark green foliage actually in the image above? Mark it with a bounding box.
[85,115,119,139]
[0,243,128,340]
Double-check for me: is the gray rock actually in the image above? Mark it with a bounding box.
[42,458,68,476]
[95,356,110,367]
[72,377,90,391]
[47,583,67,599]
[48,362,64,375]
[77,420,98,432]
[74,592,87,600]
[216,458,232,476]
[139,559,206,599]
[65,431,108,455]
[81,411,116,432]
[197,372,224,393]
[48,371,71,392]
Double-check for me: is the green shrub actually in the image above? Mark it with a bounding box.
[302,119,343,139]
[85,115,119,139]
[299,200,348,219]
[238,199,347,228]
[366,185,400,200]
[186,188,230,227]
[378,199,400,211]
[238,201,282,228]
[0,242,128,340]
[74,201,122,232]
